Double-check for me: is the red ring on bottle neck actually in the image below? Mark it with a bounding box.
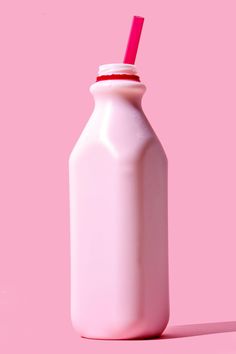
[96,74,140,82]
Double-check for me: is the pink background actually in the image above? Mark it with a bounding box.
[1,0,236,353]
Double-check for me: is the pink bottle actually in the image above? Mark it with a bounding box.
[69,62,169,339]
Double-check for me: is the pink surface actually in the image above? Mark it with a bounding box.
[0,0,236,353]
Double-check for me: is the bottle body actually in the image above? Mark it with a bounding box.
[69,65,169,339]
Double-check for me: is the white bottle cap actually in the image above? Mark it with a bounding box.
[98,63,138,77]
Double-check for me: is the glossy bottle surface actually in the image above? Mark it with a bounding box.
[69,64,169,339]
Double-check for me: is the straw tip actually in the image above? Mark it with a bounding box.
[134,16,144,20]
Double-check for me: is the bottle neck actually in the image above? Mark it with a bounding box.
[90,80,145,108]
[90,63,145,108]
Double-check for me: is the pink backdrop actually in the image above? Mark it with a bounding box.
[1,0,236,353]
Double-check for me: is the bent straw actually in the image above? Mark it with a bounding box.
[123,16,144,64]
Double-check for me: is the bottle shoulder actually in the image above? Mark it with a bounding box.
[69,107,167,165]
[69,131,167,169]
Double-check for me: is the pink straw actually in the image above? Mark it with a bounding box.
[123,16,144,64]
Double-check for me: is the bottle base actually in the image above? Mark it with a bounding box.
[81,333,164,340]
[80,327,167,340]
